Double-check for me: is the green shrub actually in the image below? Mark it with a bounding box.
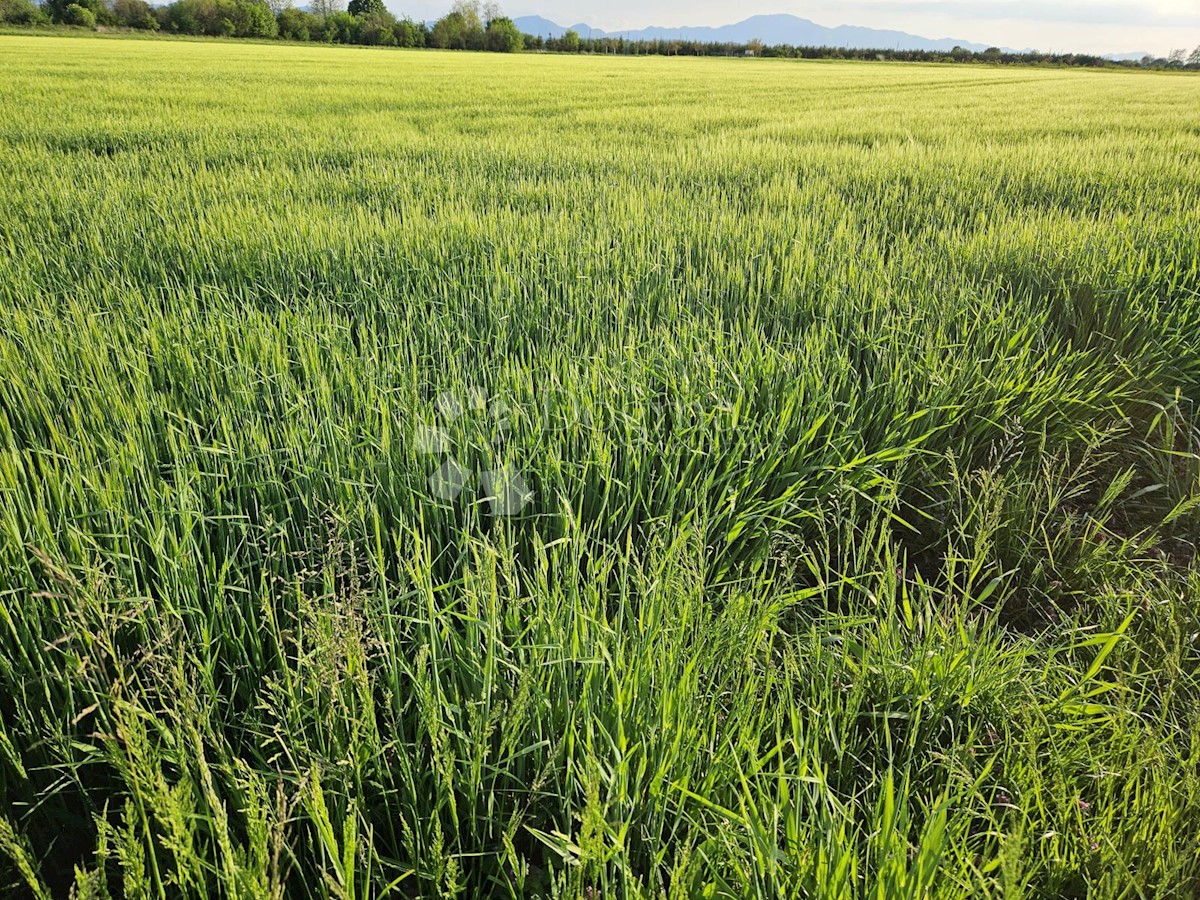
[42,0,110,23]
[61,2,95,26]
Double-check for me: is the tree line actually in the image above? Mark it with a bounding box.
[0,0,521,48]
[2,0,1199,69]
[526,35,1200,70]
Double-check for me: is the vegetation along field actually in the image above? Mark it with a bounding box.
[1,34,1200,898]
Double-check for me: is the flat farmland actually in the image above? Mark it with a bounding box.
[1,35,1199,898]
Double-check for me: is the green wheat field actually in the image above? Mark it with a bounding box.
[1,34,1199,898]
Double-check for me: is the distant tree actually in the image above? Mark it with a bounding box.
[346,0,382,17]
[155,0,274,36]
[0,0,48,23]
[348,7,399,41]
[430,2,485,48]
[277,5,316,38]
[61,1,94,25]
[560,27,579,51]
[236,0,276,36]
[320,8,354,38]
[429,9,466,47]
[42,0,109,24]
[263,0,289,15]
[308,0,342,17]
[157,0,199,33]
[1189,45,1200,68]
[745,38,763,56]
[449,0,480,29]
[484,14,520,51]
[112,0,157,27]
[1167,48,1186,66]
[393,15,425,45]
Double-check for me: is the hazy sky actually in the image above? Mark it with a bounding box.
[394,0,1200,56]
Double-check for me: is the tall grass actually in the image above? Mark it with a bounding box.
[1,36,1199,897]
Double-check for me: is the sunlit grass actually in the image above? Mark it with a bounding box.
[0,35,1199,898]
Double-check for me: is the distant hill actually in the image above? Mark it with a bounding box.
[511,13,1015,53]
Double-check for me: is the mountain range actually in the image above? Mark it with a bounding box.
[510,13,1015,53]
